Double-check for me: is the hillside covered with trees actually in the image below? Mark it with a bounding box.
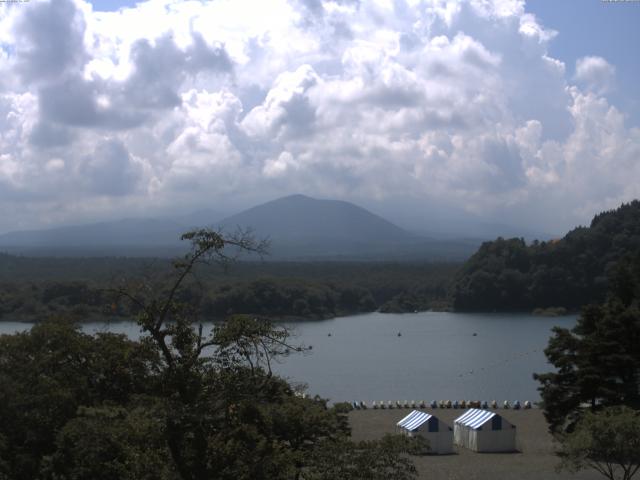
[450,201,640,312]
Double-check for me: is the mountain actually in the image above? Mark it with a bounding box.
[173,209,224,230]
[0,218,184,247]
[219,194,412,242]
[217,194,477,260]
[0,217,202,257]
[0,195,479,259]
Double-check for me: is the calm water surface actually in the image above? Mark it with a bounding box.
[0,312,575,403]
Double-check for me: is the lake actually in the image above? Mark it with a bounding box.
[0,312,575,404]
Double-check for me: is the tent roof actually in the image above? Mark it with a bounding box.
[454,409,497,430]
[397,410,433,431]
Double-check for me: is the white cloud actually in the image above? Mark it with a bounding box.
[45,158,65,172]
[242,64,319,139]
[0,0,637,233]
[263,151,299,177]
[575,56,616,95]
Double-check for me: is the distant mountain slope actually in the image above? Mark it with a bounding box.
[450,200,640,311]
[217,194,479,260]
[0,209,224,256]
[0,218,184,248]
[219,194,414,243]
[0,195,479,260]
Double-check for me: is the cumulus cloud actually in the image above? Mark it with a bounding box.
[0,0,637,233]
[242,64,319,139]
[13,0,87,84]
[575,56,616,95]
[123,33,232,110]
[81,139,142,196]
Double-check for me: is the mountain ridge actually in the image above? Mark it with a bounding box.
[0,194,478,260]
[218,194,416,243]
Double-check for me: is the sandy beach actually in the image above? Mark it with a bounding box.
[349,408,602,480]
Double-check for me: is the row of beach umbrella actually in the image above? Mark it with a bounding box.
[351,399,532,410]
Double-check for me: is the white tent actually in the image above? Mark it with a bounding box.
[396,410,453,454]
[453,409,516,452]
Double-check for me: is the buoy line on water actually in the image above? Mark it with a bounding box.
[456,348,540,378]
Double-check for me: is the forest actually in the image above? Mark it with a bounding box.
[0,256,456,322]
[450,201,640,312]
[2,201,640,323]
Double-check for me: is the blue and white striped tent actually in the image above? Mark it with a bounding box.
[397,410,432,431]
[456,409,497,429]
[454,409,516,452]
[397,410,453,454]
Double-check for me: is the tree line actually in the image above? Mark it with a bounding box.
[0,258,457,322]
[450,201,640,312]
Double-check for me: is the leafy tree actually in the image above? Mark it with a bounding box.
[305,434,425,480]
[558,406,640,480]
[534,253,640,433]
[109,228,421,480]
[0,228,423,479]
[41,403,177,480]
[0,319,158,480]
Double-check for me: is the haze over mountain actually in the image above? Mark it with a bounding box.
[0,195,479,260]
[216,194,469,259]
[219,194,413,243]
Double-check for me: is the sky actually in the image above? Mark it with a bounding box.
[0,0,639,235]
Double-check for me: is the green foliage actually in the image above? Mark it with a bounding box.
[558,406,640,480]
[379,285,450,313]
[451,201,640,311]
[41,403,177,480]
[0,320,159,479]
[0,259,457,321]
[304,434,424,480]
[202,278,380,319]
[0,228,422,479]
[534,252,640,433]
